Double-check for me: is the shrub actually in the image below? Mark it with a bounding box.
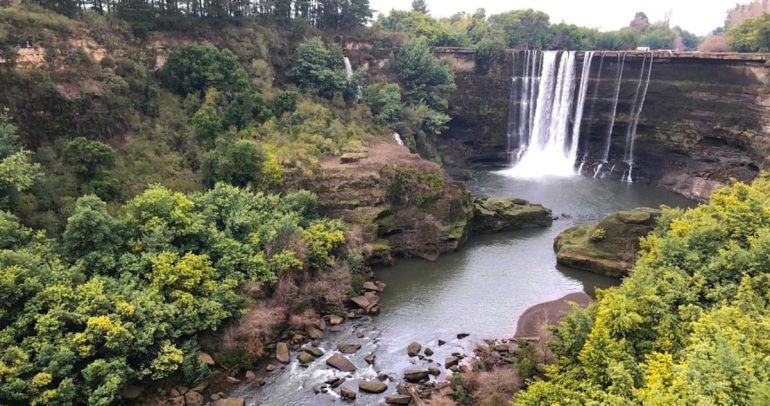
[164,44,249,97]
[589,226,607,242]
[287,37,347,99]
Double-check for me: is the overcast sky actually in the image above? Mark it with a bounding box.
[369,0,743,36]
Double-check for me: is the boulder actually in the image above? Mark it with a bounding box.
[329,315,344,325]
[428,367,441,376]
[356,331,364,338]
[424,348,433,356]
[363,281,378,291]
[338,342,361,354]
[306,326,323,340]
[196,352,215,366]
[326,353,357,372]
[276,342,290,364]
[407,342,421,357]
[386,394,413,405]
[445,357,459,368]
[245,371,256,381]
[340,386,357,400]
[215,399,245,406]
[359,381,388,393]
[364,353,376,365]
[403,368,430,382]
[457,333,469,339]
[119,386,143,400]
[437,339,446,346]
[297,352,315,364]
[184,391,204,406]
[472,198,553,234]
[303,346,324,357]
[351,296,372,311]
[363,292,380,304]
[167,396,185,406]
[554,207,662,278]
[266,364,276,372]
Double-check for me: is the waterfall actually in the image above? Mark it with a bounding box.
[600,53,626,163]
[624,52,654,169]
[502,50,591,178]
[569,51,595,162]
[585,52,606,126]
[393,132,404,146]
[344,57,362,102]
[623,54,648,163]
[506,52,518,163]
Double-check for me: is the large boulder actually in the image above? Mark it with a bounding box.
[338,342,361,354]
[407,342,421,357]
[276,342,290,364]
[403,368,430,382]
[386,394,413,405]
[554,207,662,277]
[326,353,357,372]
[359,381,388,393]
[472,198,552,234]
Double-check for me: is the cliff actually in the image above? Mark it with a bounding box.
[437,49,770,201]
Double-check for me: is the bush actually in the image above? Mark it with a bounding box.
[164,44,249,97]
[287,37,348,99]
[728,13,770,52]
[363,82,402,127]
[390,37,455,112]
[589,227,606,242]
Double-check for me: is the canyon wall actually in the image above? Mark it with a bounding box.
[438,49,770,201]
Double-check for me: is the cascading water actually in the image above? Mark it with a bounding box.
[622,52,654,183]
[601,53,626,164]
[393,132,404,146]
[344,56,362,102]
[502,50,593,178]
[585,52,606,126]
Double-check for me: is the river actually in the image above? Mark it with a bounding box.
[228,171,696,405]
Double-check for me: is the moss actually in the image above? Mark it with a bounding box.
[472,197,553,234]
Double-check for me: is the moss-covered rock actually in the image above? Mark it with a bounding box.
[554,207,662,278]
[472,197,553,233]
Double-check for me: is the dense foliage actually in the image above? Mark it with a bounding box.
[515,175,770,405]
[728,13,770,52]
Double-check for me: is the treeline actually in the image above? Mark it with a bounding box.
[374,7,700,52]
[18,0,372,31]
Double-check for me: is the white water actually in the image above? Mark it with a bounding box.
[393,132,404,146]
[344,57,362,102]
[600,53,626,163]
[502,51,592,178]
[624,53,654,167]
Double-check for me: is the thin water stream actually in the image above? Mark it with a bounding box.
[229,172,695,406]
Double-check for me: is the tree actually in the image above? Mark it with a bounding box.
[390,37,455,112]
[62,137,116,182]
[203,139,267,188]
[488,9,552,49]
[363,83,402,127]
[272,91,299,116]
[223,91,271,130]
[287,37,348,99]
[192,105,223,149]
[639,24,676,49]
[164,44,249,97]
[411,0,428,14]
[629,11,649,33]
[728,13,770,52]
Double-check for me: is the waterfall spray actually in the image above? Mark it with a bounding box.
[600,53,627,163]
[344,57,362,102]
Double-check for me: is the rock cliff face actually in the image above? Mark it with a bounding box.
[437,50,770,202]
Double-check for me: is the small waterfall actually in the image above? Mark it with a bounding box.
[502,50,593,178]
[569,51,595,162]
[601,53,627,163]
[506,52,518,163]
[623,54,648,163]
[344,57,362,102]
[393,132,404,146]
[593,163,603,178]
[624,52,654,168]
[585,52,606,126]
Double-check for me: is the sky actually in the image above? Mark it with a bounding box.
[369,0,745,36]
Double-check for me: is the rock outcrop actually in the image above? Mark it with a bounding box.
[472,198,553,233]
[554,207,662,277]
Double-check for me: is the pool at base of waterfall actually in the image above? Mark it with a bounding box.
[227,171,696,406]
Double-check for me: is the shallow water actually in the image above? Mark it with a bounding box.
[230,172,696,405]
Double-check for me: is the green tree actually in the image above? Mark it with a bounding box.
[390,37,456,112]
[363,83,402,127]
[203,139,266,188]
[272,91,299,116]
[62,137,116,182]
[287,37,348,99]
[411,0,428,14]
[164,44,249,97]
[223,91,271,130]
[728,13,770,52]
[191,104,222,149]
[639,24,677,49]
[489,9,552,49]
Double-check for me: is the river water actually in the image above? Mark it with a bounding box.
[229,172,696,405]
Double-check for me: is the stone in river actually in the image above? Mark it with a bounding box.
[265,364,276,372]
[386,394,412,405]
[276,342,290,363]
[326,353,357,372]
[351,296,371,310]
[303,346,324,357]
[403,368,430,382]
[424,348,433,356]
[457,333,469,339]
[437,339,445,346]
[363,292,380,304]
[329,315,344,325]
[338,342,361,354]
[428,367,440,376]
[359,381,388,393]
[445,357,459,368]
[340,386,357,400]
[215,399,245,406]
[306,325,323,340]
[364,353,376,365]
[297,352,315,364]
[407,342,421,357]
